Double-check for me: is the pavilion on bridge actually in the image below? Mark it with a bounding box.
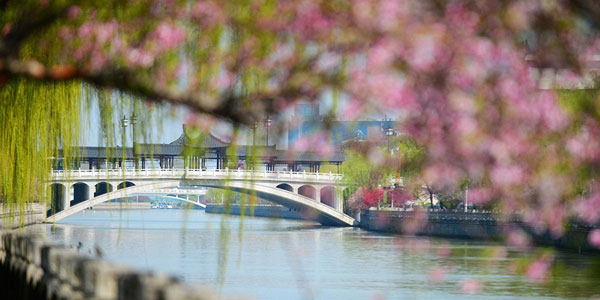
[54,126,345,173]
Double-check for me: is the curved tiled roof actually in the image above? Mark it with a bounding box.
[169,130,230,148]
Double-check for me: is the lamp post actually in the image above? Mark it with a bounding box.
[385,127,395,154]
[464,181,469,213]
[121,116,128,169]
[252,122,258,147]
[121,113,139,169]
[251,122,258,170]
[383,123,395,208]
[264,117,272,146]
[131,113,139,170]
[264,117,272,171]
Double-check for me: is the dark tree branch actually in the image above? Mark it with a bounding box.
[0,57,310,124]
[0,2,73,57]
[565,0,600,29]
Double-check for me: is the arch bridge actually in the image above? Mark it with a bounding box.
[46,168,356,226]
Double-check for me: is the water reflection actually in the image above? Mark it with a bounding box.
[25,210,600,300]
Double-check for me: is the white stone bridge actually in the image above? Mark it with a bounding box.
[46,168,356,226]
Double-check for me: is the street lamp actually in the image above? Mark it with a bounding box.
[384,126,395,154]
[121,113,139,169]
[121,115,128,169]
[264,117,272,146]
[252,122,258,147]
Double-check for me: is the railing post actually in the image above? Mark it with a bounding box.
[316,171,319,180]
[303,170,306,179]
[329,171,332,180]
[263,170,266,178]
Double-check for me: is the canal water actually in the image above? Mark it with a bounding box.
[24,210,600,300]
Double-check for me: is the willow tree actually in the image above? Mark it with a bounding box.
[0,0,600,245]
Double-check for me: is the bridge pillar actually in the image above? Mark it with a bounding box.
[87,183,94,202]
[62,184,70,211]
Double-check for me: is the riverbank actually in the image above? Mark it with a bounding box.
[0,230,221,300]
[205,204,599,252]
[0,203,46,229]
[360,210,599,252]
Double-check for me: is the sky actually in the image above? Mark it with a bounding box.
[79,88,386,148]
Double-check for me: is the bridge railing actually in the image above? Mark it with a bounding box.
[50,168,344,182]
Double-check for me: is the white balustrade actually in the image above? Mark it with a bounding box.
[50,168,352,184]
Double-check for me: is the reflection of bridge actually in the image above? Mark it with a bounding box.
[46,169,356,226]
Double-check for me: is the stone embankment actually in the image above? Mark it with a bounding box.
[0,231,220,300]
[360,210,599,252]
[0,204,46,229]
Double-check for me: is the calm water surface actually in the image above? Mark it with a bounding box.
[24,210,600,300]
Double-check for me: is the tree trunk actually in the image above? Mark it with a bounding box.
[426,185,434,209]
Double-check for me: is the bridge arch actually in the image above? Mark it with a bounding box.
[118,181,135,190]
[276,183,294,193]
[320,186,336,209]
[342,187,352,214]
[298,185,316,200]
[48,183,67,216]
[94,182,114,197]
[71,182,90,206]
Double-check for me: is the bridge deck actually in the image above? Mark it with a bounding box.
[51,168,342,184]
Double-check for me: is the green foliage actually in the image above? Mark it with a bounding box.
[395,138,426,179]
[558,89,600,123]
[0,79,82,216]
[341,150,392,194]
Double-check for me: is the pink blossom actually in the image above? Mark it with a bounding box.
[410,34,438,71]
[95,22,118,44]
[574,192,600,225]
[589,229,600,249]
[367,42,396,71]
[401,209,428,235]
[127,49,154,67]
[427,267,448,283]
[468,188,492,205]
[490,164,525,187]
[89,50,107,71]
[292,1,333,39]
[2,23,10,35]
[78,23,93,38]
[375,0,407,31]
[68,6,82,19]
[435,243,452,257]
[525,257,552,283]
[341,98,364,121]
[315,52,341,72]
[193,1,224,26]
[506,229,531,249]
[458,278,482,294]
[567,120,600,162]
[153,22,187,50]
